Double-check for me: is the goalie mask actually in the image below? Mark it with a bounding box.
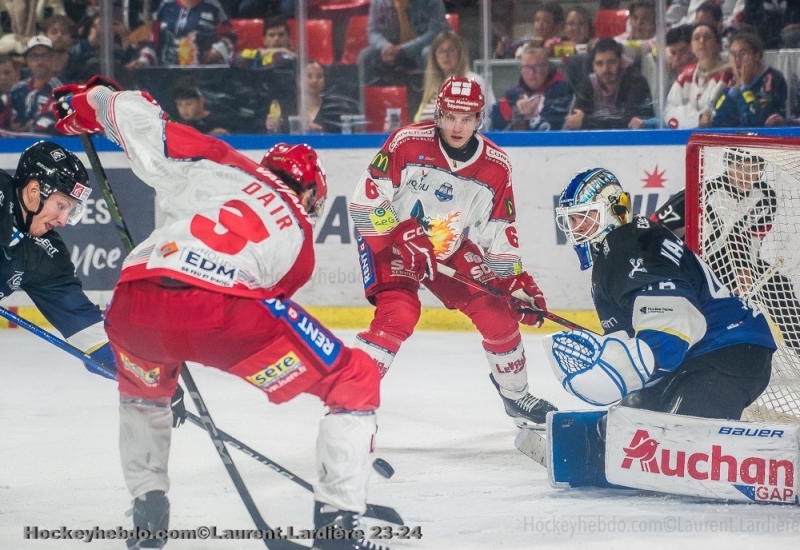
[556,168,631,270]
[261,143,328,223]
[14,140,91,228]
[435,76,484,130]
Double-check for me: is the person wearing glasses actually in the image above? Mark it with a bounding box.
[712,32,787,128]
[413,30,494,127]
[491,45,574,131]
[564,38,654,130]
[10,36,61,134]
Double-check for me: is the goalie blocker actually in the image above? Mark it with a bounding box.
[529,407,800,505]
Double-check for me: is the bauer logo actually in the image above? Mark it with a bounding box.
[246,351,306,391]
[50,149,66,162]
[619,429,796,503]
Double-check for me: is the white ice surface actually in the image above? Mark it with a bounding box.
[2,330,800,549]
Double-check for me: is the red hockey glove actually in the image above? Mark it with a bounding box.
[52,76,123,135]
[493,272,547,327]
[392,218,436,281]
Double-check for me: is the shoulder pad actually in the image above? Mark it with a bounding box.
[387,122,436,153]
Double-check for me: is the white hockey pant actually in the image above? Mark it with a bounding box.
[120,398,172,499]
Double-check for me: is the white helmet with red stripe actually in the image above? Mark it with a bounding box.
[435,76,485,125]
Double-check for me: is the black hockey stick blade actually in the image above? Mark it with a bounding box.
[184,411,405,525]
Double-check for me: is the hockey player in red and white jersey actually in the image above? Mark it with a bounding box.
[52,77,388,550]
[349,76,557,428]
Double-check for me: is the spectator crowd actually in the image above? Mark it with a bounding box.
[0,0,799,135]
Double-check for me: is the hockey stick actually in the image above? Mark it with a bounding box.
[79,135,404,526]
[435,263,598,334]
[0,303,403,526]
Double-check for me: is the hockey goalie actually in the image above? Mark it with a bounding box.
[516,166,799,506]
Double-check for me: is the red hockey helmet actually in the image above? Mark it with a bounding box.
[261,143,328,221]
[435,76,485,118]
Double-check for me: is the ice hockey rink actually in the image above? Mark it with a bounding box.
[2,329,800,550]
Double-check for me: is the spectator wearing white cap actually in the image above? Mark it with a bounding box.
[9,35,62,134]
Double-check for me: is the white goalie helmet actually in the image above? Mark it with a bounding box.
[556,168,631,270]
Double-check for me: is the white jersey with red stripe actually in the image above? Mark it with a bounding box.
[349,121,524,277]
[77,87,315,299]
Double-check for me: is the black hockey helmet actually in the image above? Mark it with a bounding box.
[14,141,91,226]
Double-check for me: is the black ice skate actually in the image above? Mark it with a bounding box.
[126,490,170,549]
[313,501,392,550]
[490,373,558,429]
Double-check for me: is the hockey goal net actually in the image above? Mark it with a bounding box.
[686,133,800,424]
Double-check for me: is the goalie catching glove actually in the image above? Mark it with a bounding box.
[492,272,546,327]
[543,330,655,406]
[392,218,436,281]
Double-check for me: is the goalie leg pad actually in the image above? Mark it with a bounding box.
[314,412,377,514]
[120,399,172,499]
[546,410,622,489]
[605,406,800,504]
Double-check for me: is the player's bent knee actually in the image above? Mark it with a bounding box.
[324,349,381,412]
[463,294,520,341]
[371,288,422,340]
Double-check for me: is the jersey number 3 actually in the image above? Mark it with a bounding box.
[190,200,270,255]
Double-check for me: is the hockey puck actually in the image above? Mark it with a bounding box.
[372,458,395,479]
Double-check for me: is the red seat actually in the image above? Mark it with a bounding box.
[594,9,629,39]
[287,19,334,65]
[230,19,265,54]
[445,13,460,34]
[363,86,408,133]
[341,14,369,65]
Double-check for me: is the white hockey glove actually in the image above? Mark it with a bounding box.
[543,330,655,406]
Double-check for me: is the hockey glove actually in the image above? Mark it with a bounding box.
[170,385,187,428]
[52,76,123,135]
[544,330,655,406]
[493,272,546,327]
[392,218,436,281]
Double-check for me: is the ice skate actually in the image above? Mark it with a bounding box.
[490,373,557,429]
[312,501,392,550]
[126,490,169,549]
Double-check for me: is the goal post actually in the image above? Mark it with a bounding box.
[686,132,800,423]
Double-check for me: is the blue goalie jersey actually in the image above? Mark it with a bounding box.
[591,216,775,381]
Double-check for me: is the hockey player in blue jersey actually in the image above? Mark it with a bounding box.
[547,167,775,419]
[0,141,186,424]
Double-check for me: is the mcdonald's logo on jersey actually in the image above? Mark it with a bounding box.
[370,152,389,174]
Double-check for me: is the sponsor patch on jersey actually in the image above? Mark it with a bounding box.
[638,306,673,315]
[370,152,390,174]
[246,351,307,392]
[369,207,398,234]
[262,298,342,368]
[180,249,237,287]
[505,198,515,218]
[31,236,58,257]
[120,353,160,387]
[50,149,66,162]
[160,242,179,258]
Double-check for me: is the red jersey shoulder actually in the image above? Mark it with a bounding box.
[386,121,437,154]
[477,135,513,183]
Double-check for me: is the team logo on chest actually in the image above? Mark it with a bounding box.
[629,258,647,278]
[435,182,454,202]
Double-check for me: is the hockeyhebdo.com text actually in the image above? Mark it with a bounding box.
[522,514,800,537]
